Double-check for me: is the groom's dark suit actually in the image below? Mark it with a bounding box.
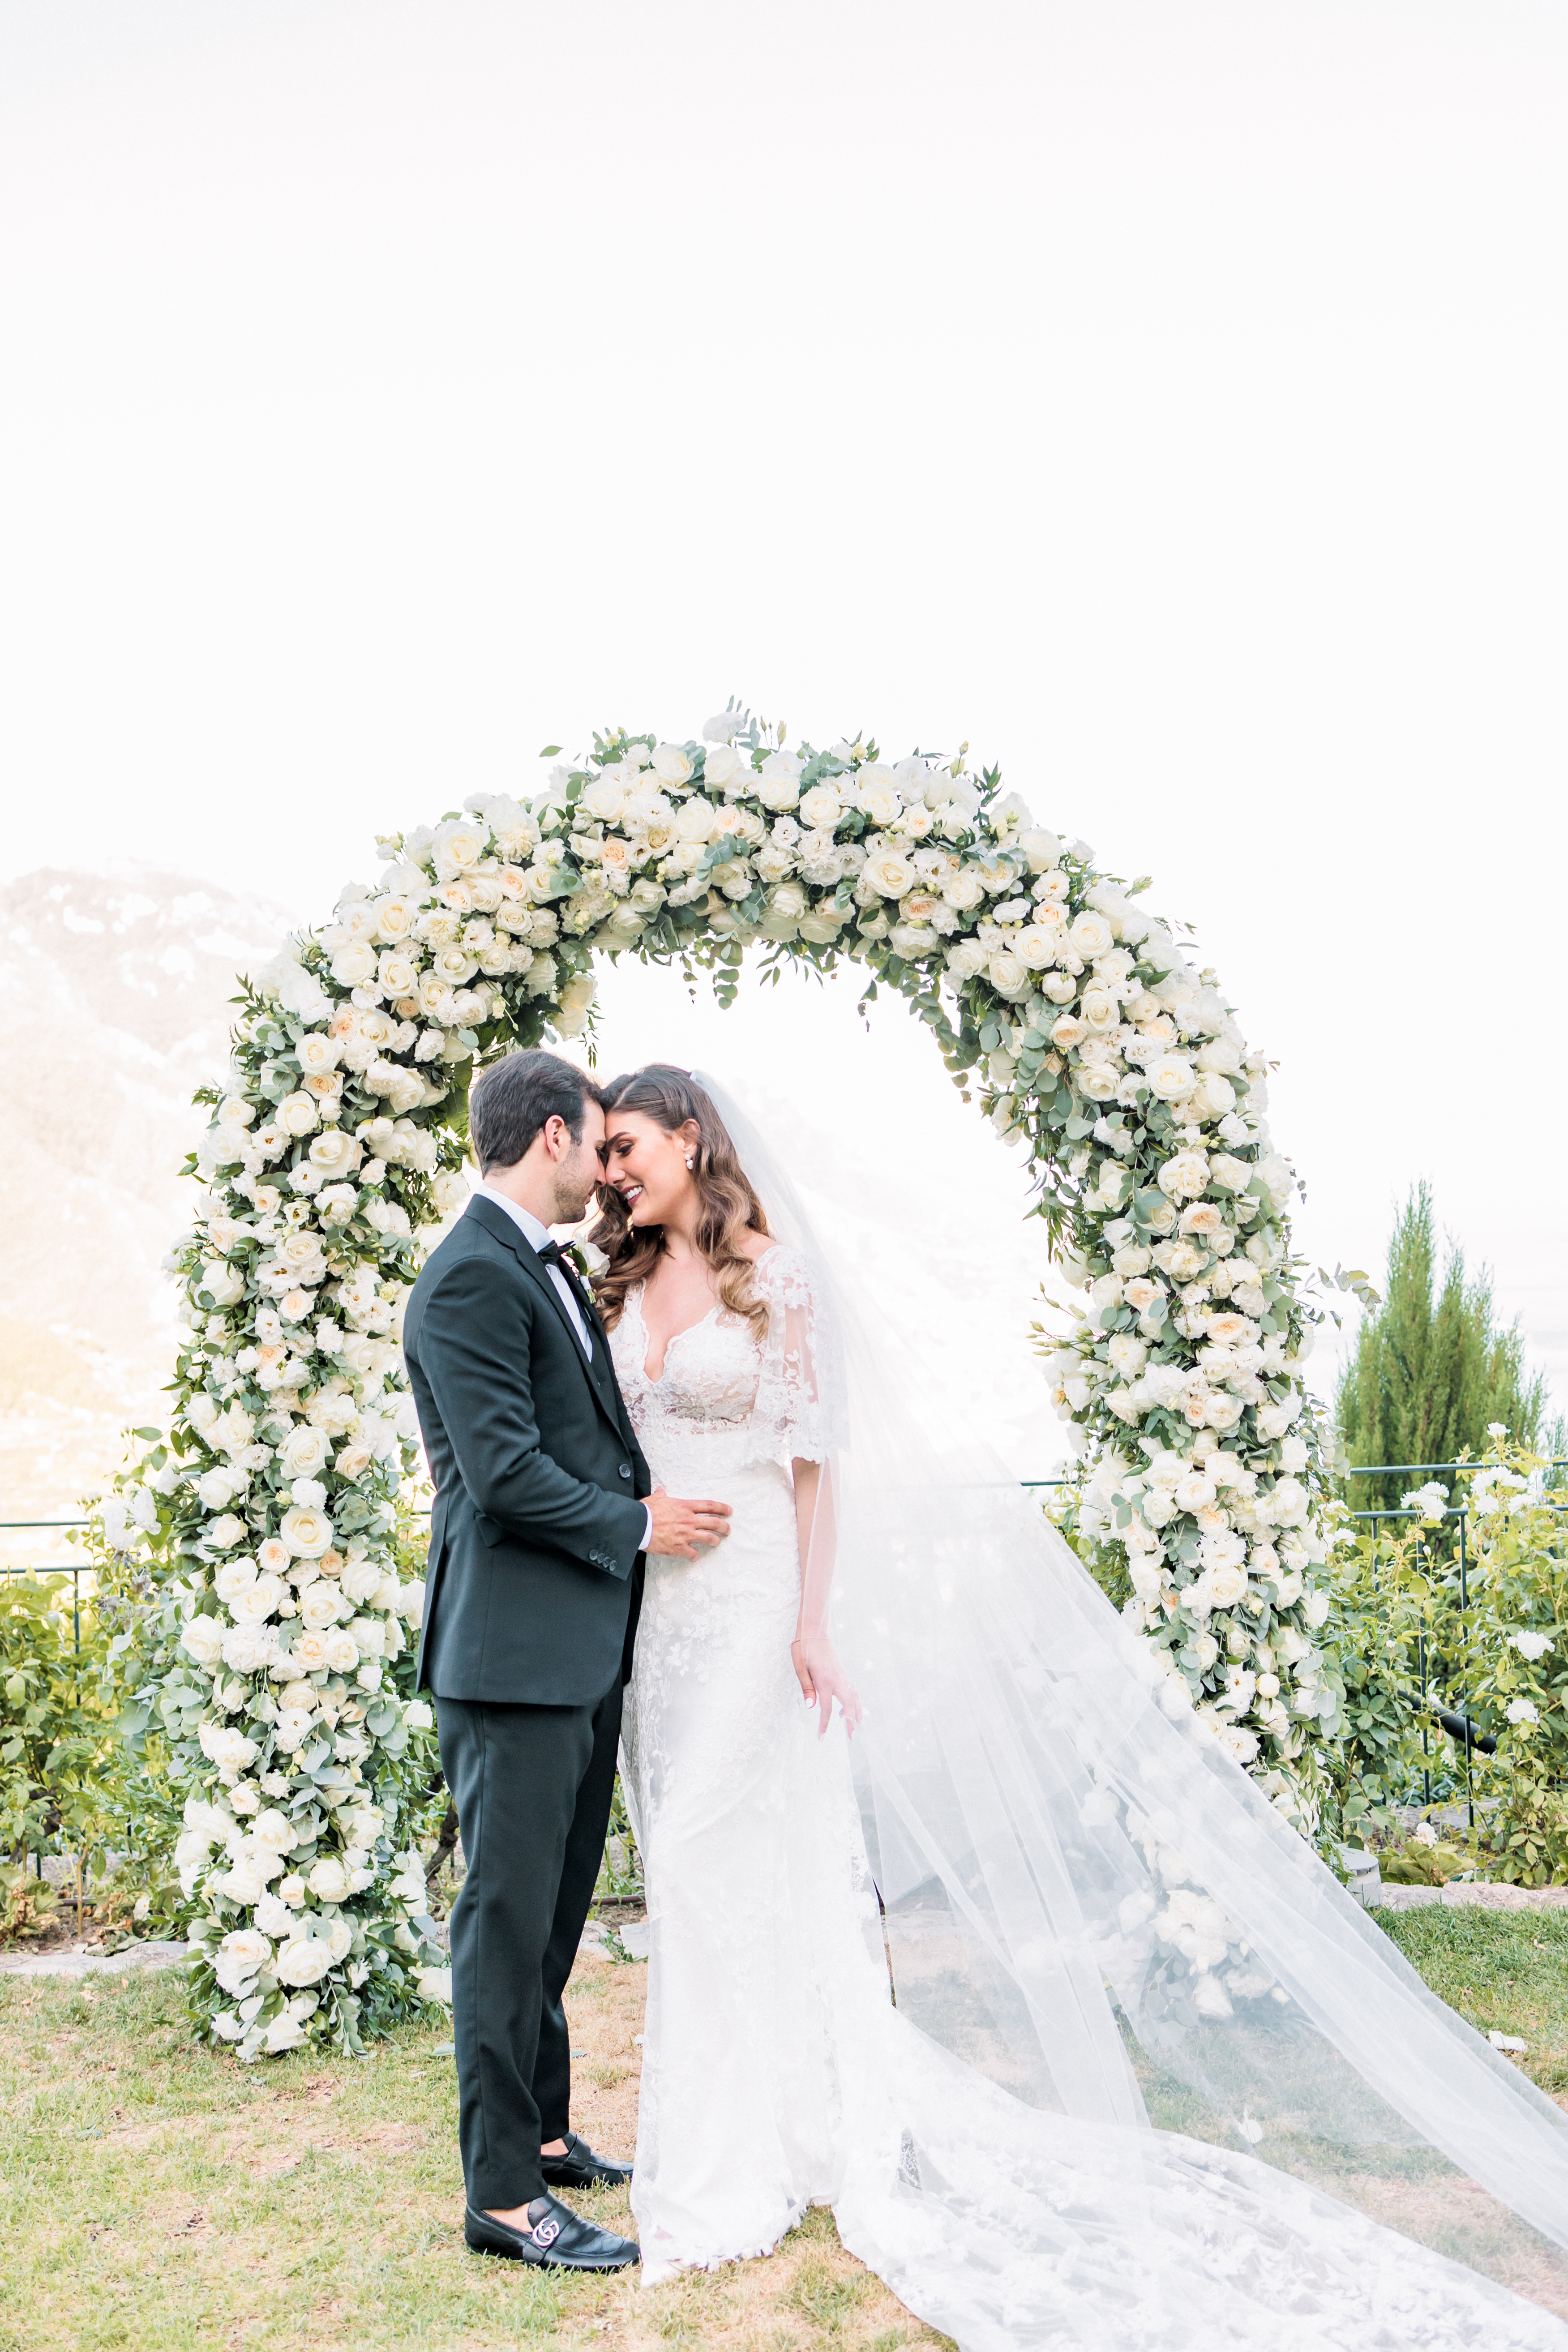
[403,1192,651,2210]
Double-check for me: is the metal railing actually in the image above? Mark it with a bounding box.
[6,1461,1559,1804]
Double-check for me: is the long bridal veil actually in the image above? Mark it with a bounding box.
[692,1067,1568,2344]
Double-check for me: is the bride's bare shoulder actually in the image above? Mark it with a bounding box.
[732,1229,776,1263]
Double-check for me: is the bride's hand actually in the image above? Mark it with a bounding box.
[791,1634,863,1739]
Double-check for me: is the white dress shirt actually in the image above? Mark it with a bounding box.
[475,1182,655,1552]
[477,1182,594,1360]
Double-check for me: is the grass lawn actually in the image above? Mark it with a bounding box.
[1379,1903,1568,2102]
[0,1950,951,2352]
[3,1907,1567,2349]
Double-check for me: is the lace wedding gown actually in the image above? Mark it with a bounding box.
[611,1248,1568,2349]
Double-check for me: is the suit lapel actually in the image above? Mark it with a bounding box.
[465,1196,626,1437]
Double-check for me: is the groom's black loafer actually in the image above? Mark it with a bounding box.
[540,2129,633,2190]
[464,2194,638,2270]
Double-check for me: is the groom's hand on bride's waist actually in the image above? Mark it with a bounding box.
[645,1487,732,1559]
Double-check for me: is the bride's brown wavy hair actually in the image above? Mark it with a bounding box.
[589,1065,771,1338]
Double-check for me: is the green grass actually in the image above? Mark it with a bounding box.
[1378,1904,1568,2098]
[3,1914,1566,2346]
[0,1959,951,2352]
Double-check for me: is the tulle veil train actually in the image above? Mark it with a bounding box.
[660,1067,1568,2349]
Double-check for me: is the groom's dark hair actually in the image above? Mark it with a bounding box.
[469,1050,601,1174]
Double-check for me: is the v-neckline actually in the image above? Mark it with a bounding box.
[634,1285,719,1385]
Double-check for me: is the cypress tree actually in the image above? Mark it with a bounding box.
[1337,1184,1556,1513]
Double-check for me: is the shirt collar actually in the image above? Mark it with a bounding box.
[476,1182,551,1255]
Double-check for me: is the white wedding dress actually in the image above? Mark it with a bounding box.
[610,1239,1568,2349]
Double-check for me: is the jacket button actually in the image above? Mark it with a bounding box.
[618,1465,631,1479]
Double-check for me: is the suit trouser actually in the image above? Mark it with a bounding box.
[435,1675,622,2210]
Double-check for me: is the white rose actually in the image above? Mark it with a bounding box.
[1202,1559,1250,1609]
[296,1031,343,1079]
[1019,827,1062,872]
[559,973,596,1017]
[378,950,420,999]
[863,852,916,899]
[205,1513,247,1553]
[797,784,842,829]
[430,1169,469,1217]
[858,783,904,826]
[372,891,422,944]
[214,1929,271,1995]
[1268,1476,1309,1527]
[309,1129,362,1178]
[180,1615,225,1668]
[1107,1334,1148,1380]
[1068,910,1114,957]
[324,1629,360,1672]
[1011,925,1059,970]
[274,1936,335,1988]
[651,742,694,789]
[307,1856,351,1903]
[940,868,987,912]
[701,742,745,792]
[330,942,378,988]
[578,776,626,824]
[229,1573,284,1624]
[755,751,802,810]
[274,1091,317,1138]
[253,1807,298,1855]
[673,795,721,842]
[1148,1055,1196,1102]
[195,1467,244,1513]
[298,1584,343,1631]
[1257,1152,1296,1208]
[279,1503,334,1559]
[988,952,1027,994]
[198,1262,247,1309]
[278,1425,330,1479]
[432,816,488,878]
[1513,1630,1552,1662]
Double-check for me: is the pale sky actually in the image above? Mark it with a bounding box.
[3,0,1564,1435]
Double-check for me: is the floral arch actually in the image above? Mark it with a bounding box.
[92,706,1336,2061]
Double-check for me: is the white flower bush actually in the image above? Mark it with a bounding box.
[89,704,1340,2058]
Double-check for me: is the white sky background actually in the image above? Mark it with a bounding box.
[2,0,1564,1461]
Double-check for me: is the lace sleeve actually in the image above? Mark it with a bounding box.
[750,1246,846,1466]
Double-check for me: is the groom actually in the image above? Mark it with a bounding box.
[404,1048,732,2269]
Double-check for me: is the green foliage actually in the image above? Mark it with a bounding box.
[1319,1519,1436,1844]
[1320,1438,1568,1879]
[0,1863,60,1945]
[1337,1184,1556,1512]
[77,1478,449,2054]
[0,1571,129,1881]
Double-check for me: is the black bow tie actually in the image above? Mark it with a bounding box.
[537,1240,572,1272]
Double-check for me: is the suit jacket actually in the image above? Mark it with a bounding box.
[403,1193,652,1705]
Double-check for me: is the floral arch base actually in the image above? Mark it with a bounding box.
[91,706,1337,2061]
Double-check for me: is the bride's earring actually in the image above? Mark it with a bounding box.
[685,1152,696,1170]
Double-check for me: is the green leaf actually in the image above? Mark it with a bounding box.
[133,1427,162,1442]
[539,744,562,757]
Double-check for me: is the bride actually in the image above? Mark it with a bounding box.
[587,1063,1568,2349]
